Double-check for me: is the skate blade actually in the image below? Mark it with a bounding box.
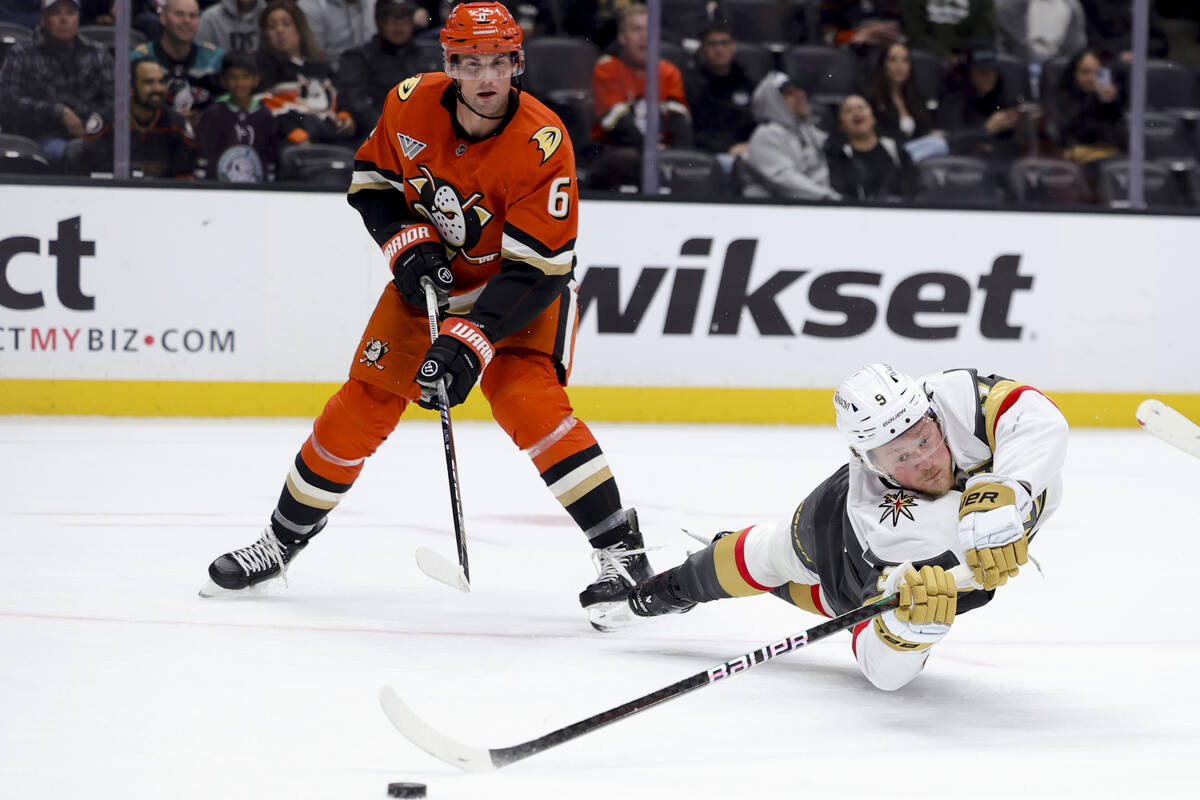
[586,600,639,632]
[197,577,283,599]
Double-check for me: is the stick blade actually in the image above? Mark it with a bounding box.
[1136,399,1200,459]
[379,685,495,773]
[414,546,471,593]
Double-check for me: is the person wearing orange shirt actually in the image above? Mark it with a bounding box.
[588,2,692,189]
[200,2,654,631]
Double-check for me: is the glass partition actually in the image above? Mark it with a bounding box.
[1,0,1197,212]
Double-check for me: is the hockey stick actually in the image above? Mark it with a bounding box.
[381,563,974,772]
[413,278,471,593]
[1136,399,1200,459]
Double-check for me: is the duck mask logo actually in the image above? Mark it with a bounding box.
[406,164,497,265]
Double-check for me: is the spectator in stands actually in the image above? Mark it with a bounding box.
[819,0,903,49]
[79,58,197,177]
[0,0,113,164]
[996,0,1086,64]
[684,22,756,158]
[256,0,355,146]
[196,51,279,180]
[589,2,692,190]
[742,71,840,200]
[297,0,374,69]
[827,93,918,200]
[864,41,938,143]
[900,0,997,63]
[132,0,224,124]
[336,0,423,141]
[197,0,265,54]
[937,41,1029,159]
[1081,0,1168,64]
[1048,47,1122,165]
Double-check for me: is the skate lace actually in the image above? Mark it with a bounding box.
[229,528,290,585]
[590,542,648,586]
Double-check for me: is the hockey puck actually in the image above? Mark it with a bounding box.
[387,782,426,798]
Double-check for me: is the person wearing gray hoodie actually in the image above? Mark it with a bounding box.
[741,71,841,201]
[197,0,265,53]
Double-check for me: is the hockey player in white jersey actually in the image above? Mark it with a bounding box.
[626,363,1069,690]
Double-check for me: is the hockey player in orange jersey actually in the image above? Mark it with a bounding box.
[200,1,653,630]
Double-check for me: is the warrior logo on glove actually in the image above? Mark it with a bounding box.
[419,360,440,379]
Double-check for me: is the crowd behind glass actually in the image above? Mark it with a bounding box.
[1,0,1197,209]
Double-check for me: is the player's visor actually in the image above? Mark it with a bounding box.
[864,411,946,476]
[445,52,524,79]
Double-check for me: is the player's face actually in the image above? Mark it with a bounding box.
[868,414,955,497]
[454,53,514,116]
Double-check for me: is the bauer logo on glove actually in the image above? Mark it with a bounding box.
[957,473,1031,590]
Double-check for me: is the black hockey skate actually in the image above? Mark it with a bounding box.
[628,567,697,618]
[579,510,654,631]
[199,522,321,597]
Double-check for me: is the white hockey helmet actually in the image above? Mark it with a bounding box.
[833,363,931,456]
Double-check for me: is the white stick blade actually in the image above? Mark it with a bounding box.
[414,546,471,593]
[1136,399,1200,459]
[379,685,495,773]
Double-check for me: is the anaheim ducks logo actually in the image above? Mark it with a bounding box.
[358,338,389,370]
[530,126,563,164]
[396,75,422,101]
[878,489,919,526]
[407,164,497,265]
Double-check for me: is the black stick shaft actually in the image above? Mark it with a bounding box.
[487,593,900,768]
[423,281,470,582]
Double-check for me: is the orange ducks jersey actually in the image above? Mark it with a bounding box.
[349,72,578,309]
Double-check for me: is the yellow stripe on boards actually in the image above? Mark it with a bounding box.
[1,379,1197,428]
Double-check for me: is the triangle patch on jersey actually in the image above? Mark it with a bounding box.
[396,133,427,160]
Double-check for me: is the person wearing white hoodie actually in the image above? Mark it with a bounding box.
[741,71,841,201]
[197,0,265,54]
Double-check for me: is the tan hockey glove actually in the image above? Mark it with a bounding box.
[957,474,1031,590]
[872,563,957,651]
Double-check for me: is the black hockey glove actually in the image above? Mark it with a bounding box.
[415,317,494,409]
[384,222,453,311]
[627,568,697,617]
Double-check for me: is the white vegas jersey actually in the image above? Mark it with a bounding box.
[671,368,1070,690]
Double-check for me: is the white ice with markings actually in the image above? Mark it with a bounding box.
[0,416,1196,799]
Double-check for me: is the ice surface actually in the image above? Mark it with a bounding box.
[0,416,1195,799]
